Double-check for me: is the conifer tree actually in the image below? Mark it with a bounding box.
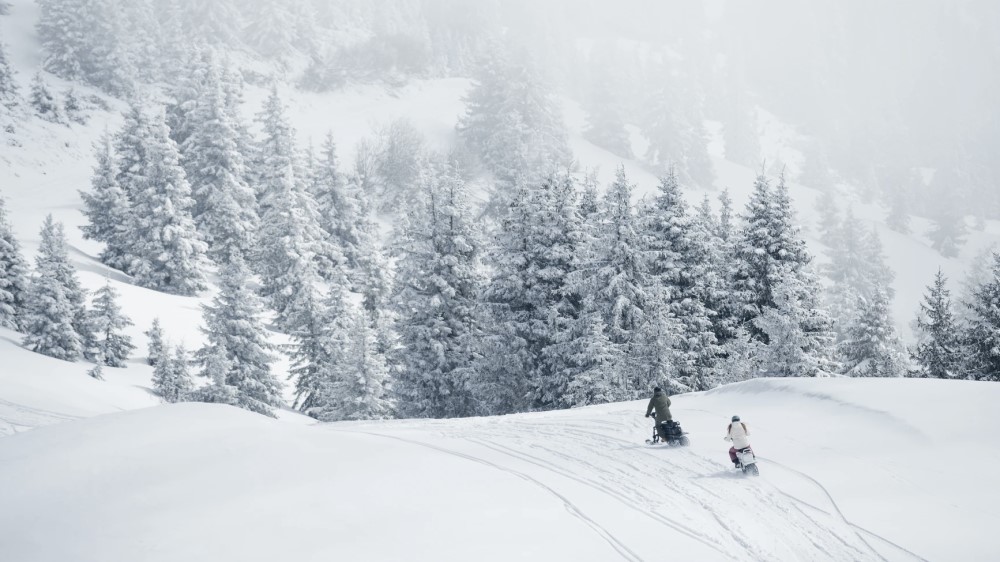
[912,269,961,378]
[0,38,20,111]
[589,166,650,396]
[314,308,394,421]
[36,0,132,94]
[84,281,134,367]
[181,65,257,264]
[642,168,720,390]
[80,134,132,272]
[312,133,362,266]
[153,344,194,403]
[457,52,570,188]
[964,253,1000,381]
[838,287,908,377]
[885,184,912,234]
[815,189,840,245]
[87,364,104,380]
[145,317,165,366]
[393,166,482,418]
[190,346,238,406]
[755,275,837,377]
[29,72,61,123]
[21,216,87,361]
[63,88,86,124]
[0,194,28,330]
[114,103,152,199]
[198,256,282,416]
[127,112,208,295]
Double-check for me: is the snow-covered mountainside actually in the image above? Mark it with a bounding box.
[2,377,995,561]
[1,1,997,560]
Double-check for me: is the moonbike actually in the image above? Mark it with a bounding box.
[734,447,759,477]
[646,418,690,447]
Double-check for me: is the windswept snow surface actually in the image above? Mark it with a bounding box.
[1,378,995,562]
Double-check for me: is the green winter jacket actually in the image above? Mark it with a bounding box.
[645,390,672,421]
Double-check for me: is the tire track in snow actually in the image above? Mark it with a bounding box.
[465,436,737,559]
[340,429,644,562]
[490,418,876,561]
[758,456,888,562]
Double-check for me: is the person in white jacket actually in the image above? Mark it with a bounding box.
[724,415,751,467]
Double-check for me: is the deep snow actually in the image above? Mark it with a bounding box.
[1,377,995,561]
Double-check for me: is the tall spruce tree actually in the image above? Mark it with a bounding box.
[145,317,165,366]
[21,216,88,361]
[181,65,257,264]
[642,168,720,390]
[393,166,482,418]
[80,134,132,272]
[198,256,282,416]
[964,253,1000,381]
[0,194,28,330]
[127,112,208,295]
[838,286,908,378]
[0,37,21,112]
[153,344,194,403]
[29,72,61,123]
[912,269,961,378]
[36,0,132,94]
[589,166,650,396]
[84,281,135,367]
[313,308,394,421]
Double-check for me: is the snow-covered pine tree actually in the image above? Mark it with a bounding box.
[153,344,194,403]
[731,172,811,338]
[0,37,20,111]
[113,103,152,202]
[642,168,721,390]
[80,134,133,272]
[642,77,714,189]
[243,2,296,58]
[21,216,87,361]
[127,112,208,295]
[145,317,165,366]
[392,164,482,418]
[311,133,361,264]
[198,255,282,416]
[253,88,332,315]
[588,166,650,396]
[963,253,1000,382]
[838,286,908,378]
[181,64,257,264]
[29,72,61,123]
[754,273,837,377]
[175,0,242,47]
[717,189,734,242]
[84,281,134,367]
[912,269,961,378]
[87,364,104,380]
[63,88,86,124]
[36,0,132,94]
[0,194,28,330]
[457,51,570,191]
[824,210,895,341]
[314,307,394,421]
[189,345,238,406]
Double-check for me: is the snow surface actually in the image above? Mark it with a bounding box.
[1,377,995,561]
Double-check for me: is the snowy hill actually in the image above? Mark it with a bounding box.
[1,377,995,561]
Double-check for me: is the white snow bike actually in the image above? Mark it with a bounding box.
[733,446,759,476]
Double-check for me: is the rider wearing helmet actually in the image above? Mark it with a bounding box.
[724,415,751,467]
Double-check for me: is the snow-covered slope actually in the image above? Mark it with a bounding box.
[1,377,994,561]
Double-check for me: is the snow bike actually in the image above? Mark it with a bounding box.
[646,419,690,447]
[733,446,759,476]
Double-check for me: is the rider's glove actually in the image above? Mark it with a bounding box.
[724,436,732,442]
[645,413,650,418]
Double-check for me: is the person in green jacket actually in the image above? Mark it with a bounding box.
[645,387,672,424]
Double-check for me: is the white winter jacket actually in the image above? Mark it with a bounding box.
[727,421,751,450]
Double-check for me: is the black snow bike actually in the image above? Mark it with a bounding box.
[646,414,690,447]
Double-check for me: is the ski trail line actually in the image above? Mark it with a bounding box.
[758,455,888,562]
[466,437,736,559]
[338,429,644,562]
